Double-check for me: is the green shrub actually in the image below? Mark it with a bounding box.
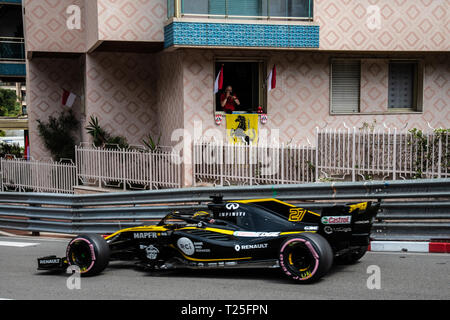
[37,110,79,161]
[0,88,22,117]
[0,142,23,158]
[86,116,128,149]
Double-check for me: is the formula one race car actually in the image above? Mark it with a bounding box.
[37,196,380,283]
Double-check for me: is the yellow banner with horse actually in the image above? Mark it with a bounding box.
[226,114,258,145]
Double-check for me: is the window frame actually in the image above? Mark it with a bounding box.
[329,58,424,115]
[170,0,315,20]
[213,57,267,116]
[329,58,362,115]
[387,59,423,113]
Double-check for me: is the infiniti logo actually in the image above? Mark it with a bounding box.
[226,203,240,210]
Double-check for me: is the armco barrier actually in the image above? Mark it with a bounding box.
[0,179,449,240]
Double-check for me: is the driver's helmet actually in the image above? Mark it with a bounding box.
[193,211,211,219]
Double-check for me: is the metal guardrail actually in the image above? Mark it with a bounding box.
[0,179,449,241]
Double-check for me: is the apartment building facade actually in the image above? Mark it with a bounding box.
[0,0,27,132]
[0,0,25,80]
[23,0,449,185]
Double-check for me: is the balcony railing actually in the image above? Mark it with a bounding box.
[0,37,25,62]
[168,0,313,20]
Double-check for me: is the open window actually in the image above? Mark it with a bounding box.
[214,60,266,114]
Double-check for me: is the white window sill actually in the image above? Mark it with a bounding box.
[330,110,422,116]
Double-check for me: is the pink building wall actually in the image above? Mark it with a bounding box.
[155,52,185,147]
[23,1,449,53]
[85,0,99,51]
[84,52,159,147]
[176,50,449,184]
[24,0,167,54]
[24,0,86,53]
[97,0,166,42]
[28,52,162,160]
[180,50,449,146]
[23,1,449,186]
[27,57,84,160]
[316,0,449,51]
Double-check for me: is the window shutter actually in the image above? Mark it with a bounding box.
[331,60,361,113]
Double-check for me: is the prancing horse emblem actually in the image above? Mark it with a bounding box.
[230,115,256,144]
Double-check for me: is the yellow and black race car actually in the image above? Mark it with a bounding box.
[37,196,380,283]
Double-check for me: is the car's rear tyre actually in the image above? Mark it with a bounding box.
[279,233,333,283]
[335,246,368,265]
[66,234,110,277]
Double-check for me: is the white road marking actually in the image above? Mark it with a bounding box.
[370,241,429,253]
[0,236,68,243]
[368,251,450,257]
[0,241,39,248]
[0,230,16,237]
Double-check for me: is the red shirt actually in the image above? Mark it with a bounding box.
[220,93,237,112]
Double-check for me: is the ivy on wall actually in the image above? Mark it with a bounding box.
[408,128,450,179]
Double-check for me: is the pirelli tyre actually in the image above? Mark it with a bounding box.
[279,233,333,283]
[66,234,110,277]
[335,246,368,265]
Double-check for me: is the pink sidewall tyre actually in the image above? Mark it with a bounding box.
[279,233,333,284]
[66,234,110,277]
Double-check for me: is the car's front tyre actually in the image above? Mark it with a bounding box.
[279,233,333,284]
[66,234,110,277]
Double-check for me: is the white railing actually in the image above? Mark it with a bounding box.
[316,127,450,181]
[75,146,182,190]
[193,141,316,186]
[0,158,76,194]
[0,128,448,193]
[194,127,449,185]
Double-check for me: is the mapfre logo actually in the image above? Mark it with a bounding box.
[321,216,352,225]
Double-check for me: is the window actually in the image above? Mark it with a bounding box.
[216,0,263,16]
[182,0,210,15]
[0,5,25,61]
[175,0,313,19]
[388,61,419,110]
[330,60,361,114]
[180,0,264,16]
[215,60,265,113]
[269,0,313,18]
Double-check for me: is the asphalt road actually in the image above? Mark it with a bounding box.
[0,235,448,300]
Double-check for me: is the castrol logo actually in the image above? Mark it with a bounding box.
[321,216,352,225]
